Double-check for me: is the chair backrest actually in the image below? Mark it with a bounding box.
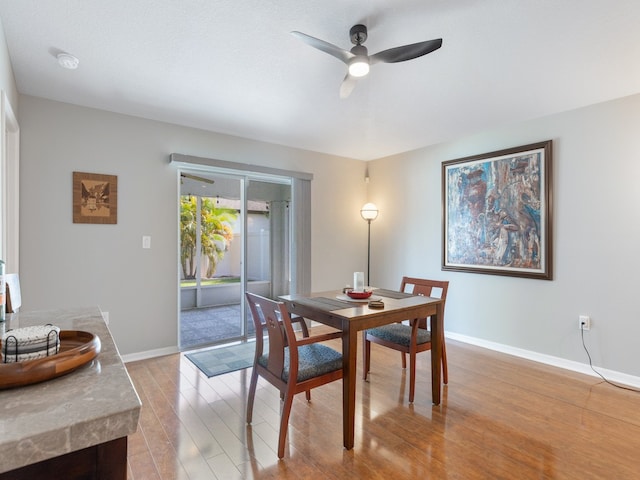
[401,276,448,303]
[400,277,449,327]
[245,292,299,381]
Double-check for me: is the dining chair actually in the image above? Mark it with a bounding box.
[363,277,449,403]
[245,292,343,458]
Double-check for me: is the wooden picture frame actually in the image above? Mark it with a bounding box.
[442,140,553,280]
[73,171,118,224]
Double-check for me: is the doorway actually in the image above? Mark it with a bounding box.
[178,169,292,350]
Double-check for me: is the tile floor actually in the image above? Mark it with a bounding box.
[180,305,255,351]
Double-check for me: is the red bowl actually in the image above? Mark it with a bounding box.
[346,290,372,299]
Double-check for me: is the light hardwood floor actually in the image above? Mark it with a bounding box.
[125,329,640,479]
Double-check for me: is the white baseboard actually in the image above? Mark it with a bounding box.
[446,331,640,389]
[122,346,179,363]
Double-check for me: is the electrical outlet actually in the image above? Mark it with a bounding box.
[579,315,590,331]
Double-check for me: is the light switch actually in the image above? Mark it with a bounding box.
[142,235,151,249]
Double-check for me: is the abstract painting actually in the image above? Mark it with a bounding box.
[442,141,552,279]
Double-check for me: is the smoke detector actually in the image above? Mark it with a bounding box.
[57,53,79,70]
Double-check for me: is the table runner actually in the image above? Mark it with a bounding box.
[373,289,414,299]
[287,296,353,312]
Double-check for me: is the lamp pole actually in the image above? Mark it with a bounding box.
[360,203,379,287]
[366,218,372,286]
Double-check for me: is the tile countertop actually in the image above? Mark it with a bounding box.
[0,307,142,474]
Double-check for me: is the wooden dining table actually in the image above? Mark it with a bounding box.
[279,289,444,450]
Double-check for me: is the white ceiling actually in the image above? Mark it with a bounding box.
[1,0,639,160]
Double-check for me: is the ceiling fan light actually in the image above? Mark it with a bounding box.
[348,58,370,77]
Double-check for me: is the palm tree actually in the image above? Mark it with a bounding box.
[180,196,238,280]
[200,197,236,277]
[180,197,198,279]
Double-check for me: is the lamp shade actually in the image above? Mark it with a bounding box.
[360,203,379,221]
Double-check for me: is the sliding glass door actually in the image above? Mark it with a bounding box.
[178,169,292,350]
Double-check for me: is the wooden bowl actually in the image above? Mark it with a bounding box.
[0,330,101,389]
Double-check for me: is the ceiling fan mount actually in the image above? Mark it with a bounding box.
[349,24,368,45]
[291,24,443,98]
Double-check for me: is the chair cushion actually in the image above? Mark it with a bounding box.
[258,343,342,382]
[366,323,431,347]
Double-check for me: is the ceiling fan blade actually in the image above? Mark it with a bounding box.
[291,31,354,64]
[339,73,358,99]
[181,173,215,184]
[370,38,443,64]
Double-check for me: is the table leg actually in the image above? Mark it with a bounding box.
[431,302,443,405]
[342,324,357,449]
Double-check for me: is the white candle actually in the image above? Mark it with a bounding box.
[353,272,364,292]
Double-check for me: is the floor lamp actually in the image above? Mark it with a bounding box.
[360,203,379,287]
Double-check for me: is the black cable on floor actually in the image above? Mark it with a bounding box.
[581,327,640,393]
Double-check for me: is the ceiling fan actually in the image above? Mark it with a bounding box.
[291,24,442,98]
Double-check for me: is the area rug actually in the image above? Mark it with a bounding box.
[185,341,258,378]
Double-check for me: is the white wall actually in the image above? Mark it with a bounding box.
[368,93,640,378]
[18,95,368,356]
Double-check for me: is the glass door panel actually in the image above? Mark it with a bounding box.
[179,173,244,349]
[245,179,292,340]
